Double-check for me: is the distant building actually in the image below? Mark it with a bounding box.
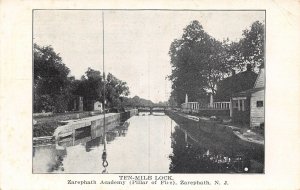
[93,101,103,112]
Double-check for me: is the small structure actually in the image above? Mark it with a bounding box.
[250,68,265,128]
[94,101,103,112]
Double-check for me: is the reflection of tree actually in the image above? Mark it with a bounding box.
[169,127,252,173]
[48,148,67,172]
[84,123,129,152]
[106,131,117,142]
[170,127,217,173]
[85,136,102,152]
[168,113,264,164]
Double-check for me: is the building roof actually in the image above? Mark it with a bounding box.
[254,68,265,88]
[214,69,258,101]
[231,87,264,97]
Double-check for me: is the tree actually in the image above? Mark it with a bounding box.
[106,73,130,108]
[122,96,154,107]
[73,68,104,110]
[169,20,230,104]
[228,21,265,71]
[34,44,73,113]
[74,68,130,109]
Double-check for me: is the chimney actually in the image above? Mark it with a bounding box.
[246,64,252,71]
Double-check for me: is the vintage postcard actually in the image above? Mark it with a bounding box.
[0,0,300,190]
[32,9,265,174]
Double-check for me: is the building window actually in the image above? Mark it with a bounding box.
[238,99,245,111]
[257,101,263,107]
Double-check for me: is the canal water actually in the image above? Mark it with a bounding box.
[33,112,264,173]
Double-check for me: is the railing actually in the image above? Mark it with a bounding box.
[181,101,230,112]
[212,102,230,110]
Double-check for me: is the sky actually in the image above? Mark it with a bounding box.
[33,10,265,103]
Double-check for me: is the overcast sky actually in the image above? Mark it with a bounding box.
[33,10,265,103]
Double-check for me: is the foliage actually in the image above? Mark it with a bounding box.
[168,20,265,105]
[106,73,130,108]
[122,96,155,107]
[74,68,104,107]
[34,44,130,113]
[169,20,230,104]
[34,44,73,113]
[74,68,130,110]
[227,21,265,71]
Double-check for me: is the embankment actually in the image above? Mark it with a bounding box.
[33,109,137,137]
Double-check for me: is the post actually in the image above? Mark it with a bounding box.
[185,94,188,104]
[209,93,213,108]
[72,129,75,146]
[230,98,233,117]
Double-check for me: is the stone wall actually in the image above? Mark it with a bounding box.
[54,109,138,140]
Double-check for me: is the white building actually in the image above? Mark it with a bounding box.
[250,68,265,128]
[94,101,103,112]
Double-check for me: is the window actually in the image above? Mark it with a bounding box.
[238,99,245,111]
[257,101,263,107]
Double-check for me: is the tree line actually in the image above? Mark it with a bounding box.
[122,96,168,107]
[34,43,130,113]
[168,20,264,105]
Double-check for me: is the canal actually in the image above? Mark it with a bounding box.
[33,112,264,173]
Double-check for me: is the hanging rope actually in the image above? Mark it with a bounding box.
[102,134,108,168]
[101,11,108,174]
[101,137,108,173]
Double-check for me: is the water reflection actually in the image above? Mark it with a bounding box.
[169,126,252,173]
[33,114,263,173]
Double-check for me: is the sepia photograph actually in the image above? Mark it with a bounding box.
[32,10,265,174]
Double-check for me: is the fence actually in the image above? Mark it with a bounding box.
[181,101,231,115]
